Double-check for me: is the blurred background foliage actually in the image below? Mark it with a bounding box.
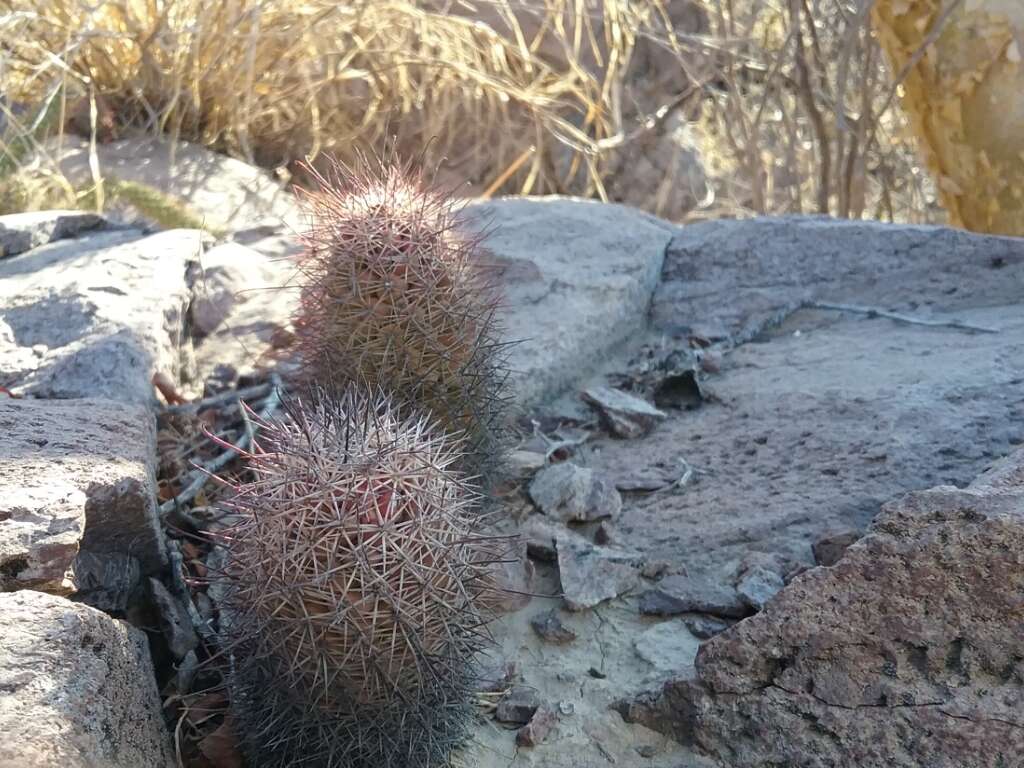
[1,0,1017,233]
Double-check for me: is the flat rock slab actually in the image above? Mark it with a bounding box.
[0,398,164,594]
[0,226,200,404]
[465,197,675,405]
[0,210,105,258]
[586,216,1024,599]
[622,447,1024,768]
[0,590,173,768]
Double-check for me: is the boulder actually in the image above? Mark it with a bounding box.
[0,398,164,596]
[619,447,1024,768]
[0,210,105,258]
[49,136,300,233]
[464,197,675,405]
[0,225,200,404]
[0,590,174,768]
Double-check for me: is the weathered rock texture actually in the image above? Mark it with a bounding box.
[0,398,164,594]
[0,222,200,403]
[51,136,300,232]
[465,197,675,405]
[588,215,1024,602]
[0,210,104,258]
[620,447,1024,768]
[0,590,174,768]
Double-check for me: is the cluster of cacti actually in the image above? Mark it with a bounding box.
[214,154,512,767]
[291,153,511,483]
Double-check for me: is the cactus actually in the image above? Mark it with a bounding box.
[290,153,511,483]
[215,386,500,767]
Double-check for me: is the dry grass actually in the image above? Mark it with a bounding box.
[0,0,939,225]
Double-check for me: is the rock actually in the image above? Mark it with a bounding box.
[638,574,747,619]
[524,530,559,564]
[581,385,667,438]
[620,448,1024,768]
[516,706,557,747]
[491,543,534,613]
[0,210,105,258]
[495,685,541,725]
[0,590,174,767]
[640,560,671,580]
[530,609,577,644]
[556,537,639,611]
[0,226,200,403]
[528,462,622,523]
[464,198,675,405]
[50,136,300,233]
[71,551,141,613]
[633,621,701,675]
[0,398,165,594]
[508,449,547,478]
[190,240,298,383]
[680,613,732,640]
[735,565,784,611]
[583,215,1024,618]
[149,578,199,661]
[813,528,861,567]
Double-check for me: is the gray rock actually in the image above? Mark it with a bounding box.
[556,537,639,611]
[812,528,861,567]
[583,215,1024,622]
[0,397,165,593]
[529,462,622,523]
[190,240,298,383]
[633,621,701,674]
[638,574,747,619]
[50,136,300,232]
[581,385,667,438]
[735,565,784,611]
[680,613,732,640]
[516,705,557,747]
[70,551,141,613]
[0,210,105,258]
[0,226,200,403]
[0,590,174,767]
[530,609,577,644]
[507,449,547,478]
[464,197,675,405]
[495,685,541,725]
[620,448,1024,768]
[149,578,199,661]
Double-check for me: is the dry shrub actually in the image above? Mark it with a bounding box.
[686,0,940,223]
[0,0,692,201]
[0,0,941,225]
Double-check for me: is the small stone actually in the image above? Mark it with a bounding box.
[640,560,671,580]
[581,386,667,439]
[0,210,104,258]
[736,566,784,611]
[634,621,701,673]
[508,449,547,478]
[636,744,658,758]
[812,528,861,567]
[495,686,541,725]
[516,706,557,747]
[557,538,639,611]
[558,700,575,715]
[681,613,732,640]
[521,516,560,563]
[529,462,622,523]
[638,574,747,619]
[530,609,577,644]
[149,578,199,660]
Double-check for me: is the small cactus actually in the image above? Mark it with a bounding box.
[291,153,511,483]
[214,386,500,768]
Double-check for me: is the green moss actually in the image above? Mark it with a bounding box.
[79,177,227,236]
